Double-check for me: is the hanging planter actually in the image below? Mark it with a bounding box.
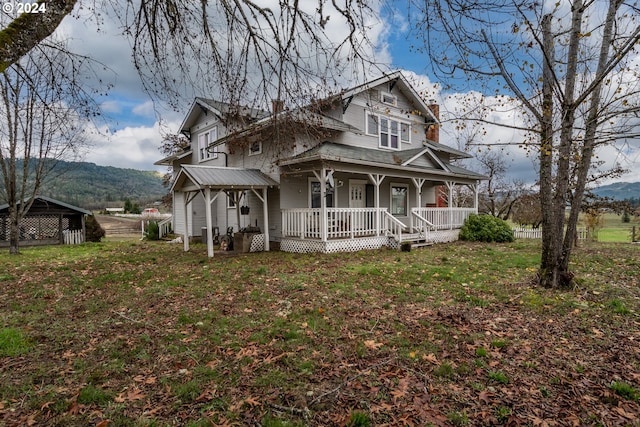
[240,206,250,215]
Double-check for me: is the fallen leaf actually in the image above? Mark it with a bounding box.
[363,340,384,349]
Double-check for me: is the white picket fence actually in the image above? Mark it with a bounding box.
[63,229,84,244]
[512,227,589,240]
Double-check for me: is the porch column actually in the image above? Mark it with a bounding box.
[473,182,479,213]
[320,168,327,242]
[446,181,454,230]
[204,187,214,257]
[368,173,385,236]
[411,178,426,232]
[263,188,270,251]
[236,190,242,233]
[251,187,270,251]
[183,191,190,252]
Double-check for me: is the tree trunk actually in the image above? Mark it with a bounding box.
[8,206,20,254]
[539,1,584,288]
[561,0,619,272]
[539,14,560,288]
[0,0,78,72]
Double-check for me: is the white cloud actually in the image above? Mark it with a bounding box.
[82,120,180,172]
[132,101,155,118]
[100,100,122,114]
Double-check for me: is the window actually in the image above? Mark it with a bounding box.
[381,91,397,106]
[366,113,409,149]
[227,191,243,208]
[198,128,218,161]
[380,118,399,149]
[310,181,334,208]
[391,184,408,216]
[249,141,262,156]
[401,123,411,143]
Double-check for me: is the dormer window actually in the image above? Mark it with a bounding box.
[381,92,397,106]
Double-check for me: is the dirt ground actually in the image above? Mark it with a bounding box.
[95,214,143,239]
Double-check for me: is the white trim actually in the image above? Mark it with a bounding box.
[249,141,262,156]
[198,127,218,162]
[365,112,412,150]
[390,183,409,217]
[380,91,397,106]
[308,177,336,208]
[348,179,367,209]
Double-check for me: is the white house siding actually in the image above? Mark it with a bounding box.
[267,187,281,241]
[191,193,208,236]
[173,191,187,236]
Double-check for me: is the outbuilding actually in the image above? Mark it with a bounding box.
[0,195,91,247]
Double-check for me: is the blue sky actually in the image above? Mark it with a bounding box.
[58,3,638,185]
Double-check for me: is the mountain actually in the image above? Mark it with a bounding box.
[591,181,640,201]
[36,161,167,210]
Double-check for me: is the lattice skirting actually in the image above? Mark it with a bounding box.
[280,230,461,254]
[280,236,391,254]
[249,234,265,252]
[429,229,460,243]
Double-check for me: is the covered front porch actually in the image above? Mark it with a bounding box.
[278,142,483,253]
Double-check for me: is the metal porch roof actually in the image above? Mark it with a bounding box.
[171,165,279,192]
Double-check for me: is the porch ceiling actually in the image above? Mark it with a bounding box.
[171,165,279,193]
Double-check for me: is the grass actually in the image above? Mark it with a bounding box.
[0,239,639,426]
[0,327,31,356]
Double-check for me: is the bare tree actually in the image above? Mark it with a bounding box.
[0,46,99,253]
[1,1,379,110]
[413,0,640,287]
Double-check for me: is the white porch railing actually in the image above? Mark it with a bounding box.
[282,207,475,241]
[158,216,173,238]
[411,207,476,230]
[282,208,384,240]
[411,210,435,240]
[382,210,405,242]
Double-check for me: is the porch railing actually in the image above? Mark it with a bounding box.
[382,210,406,242]
[282,207,476,241]
[411,207,476,230]
[410,210,435,240]
[282,208,384,240]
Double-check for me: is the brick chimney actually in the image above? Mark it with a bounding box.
[426,101,439,143]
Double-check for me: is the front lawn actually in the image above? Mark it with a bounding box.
[1,240,638,426]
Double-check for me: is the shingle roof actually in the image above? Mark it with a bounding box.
[281,142,486,180]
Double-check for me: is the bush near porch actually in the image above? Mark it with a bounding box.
[0,240,638,426]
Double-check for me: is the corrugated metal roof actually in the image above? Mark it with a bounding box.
[174,165,279,191]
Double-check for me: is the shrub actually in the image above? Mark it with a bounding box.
[85,215,106,242]
[459,214,514,243]
[144,221,160,241]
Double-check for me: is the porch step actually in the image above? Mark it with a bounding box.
[411,241,434,249]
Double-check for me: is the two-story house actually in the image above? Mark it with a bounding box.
[156,71,486,256]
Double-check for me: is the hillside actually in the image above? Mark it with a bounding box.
[36,161,167,210]
[591,181,640,201]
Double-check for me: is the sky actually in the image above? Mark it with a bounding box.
[55,2,639,186]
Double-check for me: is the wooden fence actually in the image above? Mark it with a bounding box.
[512,227,589,240]
[62,229,84,244]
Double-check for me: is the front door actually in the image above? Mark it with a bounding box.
[350,181,366,231]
